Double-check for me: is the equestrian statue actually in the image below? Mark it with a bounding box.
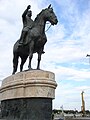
[12,4,58,74]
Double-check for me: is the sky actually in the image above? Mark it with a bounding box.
[0,0,90,111]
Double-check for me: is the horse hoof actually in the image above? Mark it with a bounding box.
[12,72,15,75]
[37,68,40,70]
[28,68,33,70]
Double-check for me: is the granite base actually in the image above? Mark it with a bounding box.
[1,98,52,120]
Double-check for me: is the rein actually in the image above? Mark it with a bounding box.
[45,24,51,32]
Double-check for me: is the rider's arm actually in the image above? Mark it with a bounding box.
[22,5,31,21]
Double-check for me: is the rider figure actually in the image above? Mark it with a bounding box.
[19,5,33,45]
[19,5,45,53]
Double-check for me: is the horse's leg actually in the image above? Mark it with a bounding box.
[28,54,33,69]
[20,56,27,72]
[37,52,42,69]
[28,40,34,69]
[12,53,19,74]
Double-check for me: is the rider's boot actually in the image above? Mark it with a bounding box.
[19,32,26,45]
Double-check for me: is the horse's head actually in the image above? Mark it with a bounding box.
[44,4,58,25]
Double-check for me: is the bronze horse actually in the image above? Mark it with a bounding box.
[12,5,58,74]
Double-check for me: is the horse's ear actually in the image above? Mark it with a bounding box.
[48,4,51,8]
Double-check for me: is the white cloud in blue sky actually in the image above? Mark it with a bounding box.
[0,0,90,111]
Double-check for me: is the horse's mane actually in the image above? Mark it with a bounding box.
[34,9,46,22]
[34,4,52,22]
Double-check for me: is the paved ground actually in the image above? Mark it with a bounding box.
[54,117,90,120]
[72,118,90,120]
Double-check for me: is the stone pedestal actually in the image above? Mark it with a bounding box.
[0,70,57,120]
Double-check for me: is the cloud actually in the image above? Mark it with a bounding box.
[53,82,90,110]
